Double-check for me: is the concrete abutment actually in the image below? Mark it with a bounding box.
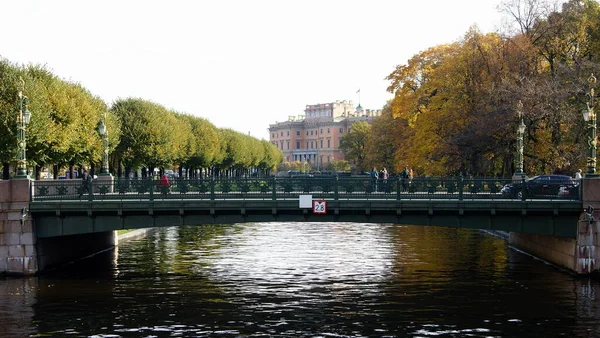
[1,179,116,276]
[0,180,37,275]
[509,178,600,275]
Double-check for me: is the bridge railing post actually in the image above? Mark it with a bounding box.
[88,178,94,201]
[334,176,339,201]
[521,176,526,201]
[149,177,154,201]
[272,176,277,201]
[396,177,401,200]
[210,177,216,200]
[458,176,463,201]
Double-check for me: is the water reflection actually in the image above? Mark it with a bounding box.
[1,223,600,337]
[0,277,37,337]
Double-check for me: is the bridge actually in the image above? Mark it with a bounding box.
[29,176,581,238]
[1,176,598,276]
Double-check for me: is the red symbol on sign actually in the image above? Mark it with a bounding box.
[313,200,326,214]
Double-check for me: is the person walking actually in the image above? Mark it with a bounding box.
[381,167,389,192]
[401,166,410,192]
[157,173,171,194]
[80,170,92,197]
[370,167,379,192]
[575,169,583,180]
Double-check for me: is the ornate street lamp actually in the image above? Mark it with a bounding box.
[514,100,526,177]
[583,74,598,176]
[98,111,110,176]
[14,78,32,179]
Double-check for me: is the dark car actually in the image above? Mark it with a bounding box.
[500,175,578,199]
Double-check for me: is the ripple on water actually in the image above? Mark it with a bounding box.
[3,222,600,337]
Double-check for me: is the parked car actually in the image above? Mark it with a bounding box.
[500,175,578,199]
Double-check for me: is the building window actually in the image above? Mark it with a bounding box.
[306,131,309,136]
[272,133,275,138]
[311,131,313,135]
[339,128,344,133]
[287,131,289,136]
[296,131,300,136]
[327,128,330,134]
[327,139,330,148]
[296,141,300,149]
[280,132,283,137]
[320,139,323,148]
[320,129,323,134]
[286,141,289,149]
[306,141,309,148]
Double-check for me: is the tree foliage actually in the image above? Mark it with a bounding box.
[339,121,371,171]
[0,62,280,179]
[380,0,600,176]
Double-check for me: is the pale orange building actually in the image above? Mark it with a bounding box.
[268,100,381,170]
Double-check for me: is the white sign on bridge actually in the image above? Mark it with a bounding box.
[299,195,312,208]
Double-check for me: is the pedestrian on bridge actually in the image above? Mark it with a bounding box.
[401,166,410,192]
[380,168,389,192]
[370,167,379,192]
[157,174,171,194]
[80,170,93,197]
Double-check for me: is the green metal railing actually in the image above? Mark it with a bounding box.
[29,176,581,202]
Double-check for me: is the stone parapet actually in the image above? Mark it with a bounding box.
[95,175,114,193]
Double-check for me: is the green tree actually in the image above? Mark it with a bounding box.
[364,103,397,172]
[0,58,20,179]
[112,98,183,175]
[178,114,220,177]
[339,121,371,171]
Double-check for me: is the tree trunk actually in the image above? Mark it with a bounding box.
[2,162,9,180]
[35,165,41,180]
[68,160,75,179]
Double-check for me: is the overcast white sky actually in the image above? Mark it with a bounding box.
[1,0,506,140]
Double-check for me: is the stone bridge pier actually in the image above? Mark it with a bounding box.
[1,179,116,276]
[575,178,600,274]
[0,180,36,275]
[509,178,600,275]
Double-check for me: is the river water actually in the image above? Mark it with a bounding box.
[2,223,600,337]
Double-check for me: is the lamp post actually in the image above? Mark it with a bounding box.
[514,100,526,177]
[583,73,598,176]
[98,111,110,176]
[14,78,32,179]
